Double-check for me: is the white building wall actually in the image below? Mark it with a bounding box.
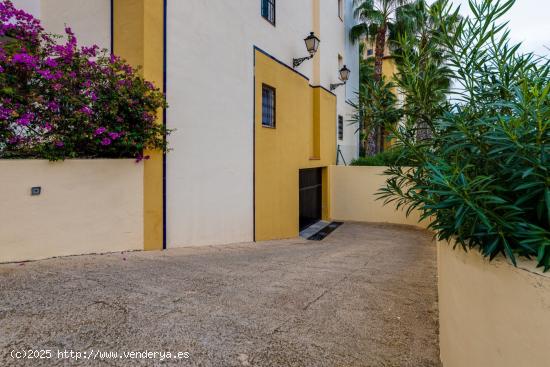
[342,0,360,164]
[318,0,345,89]
[166,0,358,247]
[11,0,111,52]
[166,0,309,247]
[316,0,360,165]
[319,0,346,165]
[11,0,359,247]
[11,0,40,17]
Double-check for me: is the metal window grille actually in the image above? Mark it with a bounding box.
[261,0,276,25]
[338,115,344,140]
[262,84,276,128]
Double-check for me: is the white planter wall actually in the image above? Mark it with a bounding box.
[0,160,143,263]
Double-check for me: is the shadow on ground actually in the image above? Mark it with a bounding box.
[0,222,440,366]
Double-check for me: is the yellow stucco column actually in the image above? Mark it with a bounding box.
[311,0,321,86]
[113,0,165,251]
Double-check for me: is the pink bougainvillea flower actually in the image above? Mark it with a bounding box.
[46,101,59,111]
[11,52,38,68]
[135,154,151,162]
[16,113,33,126]
[108,132,120,140]
[0,106,11,119]
[81,45,99,57]
[8,136,20,145]
[52,70,63,80]
[37,69,55,80]
[100,138,111,146]
[94,127,106,136]
[55,141,64,147]
[79,106,93,115]
[44,57,58,68]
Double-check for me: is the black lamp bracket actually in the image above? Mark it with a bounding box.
[330,82,346,91]
[293,55,313,69]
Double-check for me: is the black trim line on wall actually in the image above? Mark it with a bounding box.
[253,47,337,97]
[311,85,336,97]
[253,46,310,82]
[110,0,113,53]
[253,49,256,242]
[162,0,167,250]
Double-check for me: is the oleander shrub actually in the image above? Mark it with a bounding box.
[380,0,550,270]
[0,0,167,160]
[351,147,416,166]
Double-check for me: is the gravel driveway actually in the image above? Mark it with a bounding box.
[0,222,440,366]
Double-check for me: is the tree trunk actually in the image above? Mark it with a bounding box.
[416,121,432,141]
[367,25,387,155]
[363,129,377,157]
[373,26,387,82]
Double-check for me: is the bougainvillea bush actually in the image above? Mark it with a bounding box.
[0,0,167,160]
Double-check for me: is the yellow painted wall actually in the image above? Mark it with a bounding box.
[113,0,164,251]
[330,166,428,228]
[254,50,336,241]
[382,57,398,150]
[438,240,550,367]
[381,56,397,81]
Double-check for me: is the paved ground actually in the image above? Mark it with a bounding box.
[0,223,440,366]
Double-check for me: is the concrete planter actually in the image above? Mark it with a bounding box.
[0,159,143,263]
[438,240,550,367]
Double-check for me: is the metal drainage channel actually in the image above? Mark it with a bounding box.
[307,222,343,241]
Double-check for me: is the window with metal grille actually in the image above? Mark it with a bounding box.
[338,115,344,140]
[262,84,276,128]
[261,0,276,25]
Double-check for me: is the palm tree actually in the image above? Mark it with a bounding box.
[349,75,402,158]
[350,0,411,83]
[358,43,375,87]
[351,0,410,155]
[391,0,456,140]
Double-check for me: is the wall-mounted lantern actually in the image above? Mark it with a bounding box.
[293,32,320,69]
[330,65,351,91]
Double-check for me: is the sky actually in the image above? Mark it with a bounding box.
[452,0,550,56]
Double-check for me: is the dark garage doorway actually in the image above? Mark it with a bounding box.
[299,168,323,231]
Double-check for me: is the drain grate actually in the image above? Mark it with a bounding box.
[307,222,343,241]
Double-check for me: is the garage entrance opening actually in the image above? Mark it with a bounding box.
[299,168,323,231]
